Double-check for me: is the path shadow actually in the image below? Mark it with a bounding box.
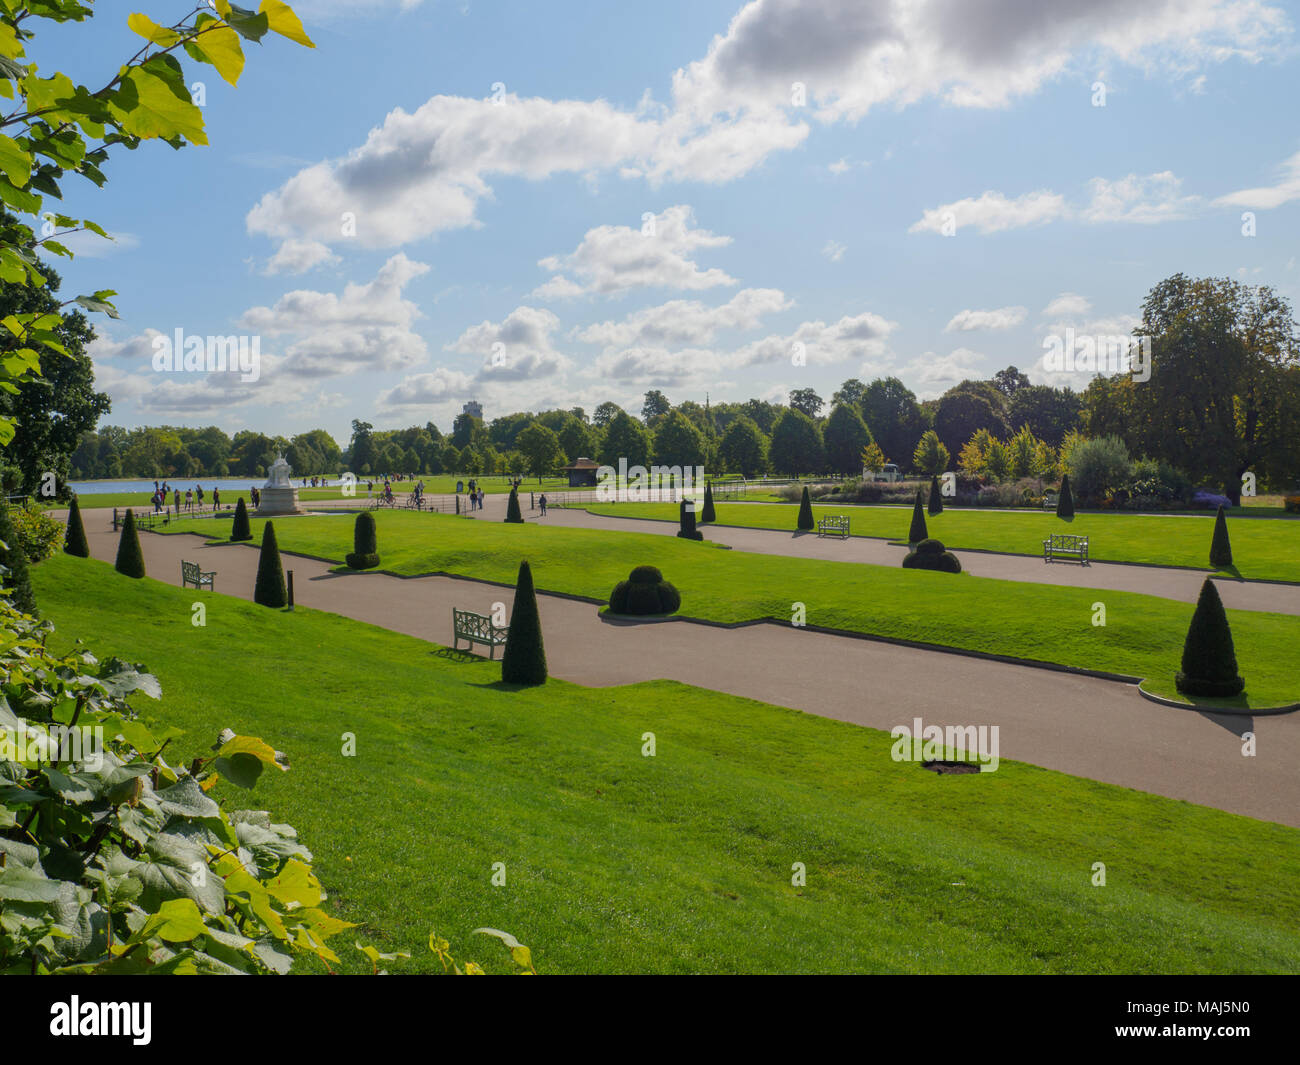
[1193,709,1254,736]
[1214,564,1245,581]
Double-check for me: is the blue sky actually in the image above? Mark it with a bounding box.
[47,0,1300,445]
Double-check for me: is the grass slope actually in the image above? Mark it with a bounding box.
[166,511,1300,707]
[586,501,1300,582]
[31,554,1300,974]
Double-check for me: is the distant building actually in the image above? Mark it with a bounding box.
[561,457,601,488]
[462,400,483,420]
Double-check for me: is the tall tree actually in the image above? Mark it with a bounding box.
[717,416,768,476]
[598,411,652,469]
[641,390,671,425]
[788,388,824,419]
[653,410,706,469]
[860,378,928,471]
[822,404,873,475]
[768,409,825,476]
[1127,274,1299,503]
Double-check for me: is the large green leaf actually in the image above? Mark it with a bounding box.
[108,65,208,145]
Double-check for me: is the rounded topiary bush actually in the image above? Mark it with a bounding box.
[608,564,681,616]
[901,537,962,573]
[345,511,380,569]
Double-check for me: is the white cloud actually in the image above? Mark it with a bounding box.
[263,238,341,276]
[592,346,725,388]
[1215,150,1300,210]
[447,305,572,381]
[377,368,476,409]
[528,275,587,302]
[537,206,736,295]
[1041,292,1093,319]
[730,310,898,368]
[239,253,430,377]
[822,239,847,262]
[576,288,791,348]
[944,306,1027,332]
[910,189,1068,234]
[902,348,988,398]
[1081,171,1201,223]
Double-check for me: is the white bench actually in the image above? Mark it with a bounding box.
[1043,533,1088,564]
[817,515,850,539]
[452,608,509,658]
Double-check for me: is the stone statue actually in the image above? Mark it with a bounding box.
[256,452,303,515]
[264,452,292,489]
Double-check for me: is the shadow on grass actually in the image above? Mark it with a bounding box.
[431,647,484,665]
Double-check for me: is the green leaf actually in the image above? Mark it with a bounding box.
[154,776,220,819]
[473,926,534,969]
[130,898,207,945]
[259,0,315,47]
[212,752,262,789]
[266,859,321,908]
[72,294,119,319]
[190,18,245,87]
[108,66,208,145]
[0,133,32,186]
[127,12,182,47]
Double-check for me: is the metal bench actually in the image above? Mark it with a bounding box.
[1043,533,1089,564]
[452,608,509,658]
[1041,491,1059,510]
[181,560,216,590]
[817,515,850,539]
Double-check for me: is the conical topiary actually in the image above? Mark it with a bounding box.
[1175,578,1245,697]
[501,559,547,685]
[1209,504,1233,568]
[64,496,89,557]
[114,508,146,580]
[0,504,37,612]
[700,483,716,523]
[254,521,287,608]
[677,498,703,540]
[230,497,252,542]
[504,487,523,523]
[346,511,380,569]
[1056,474,1075,519]
[797,486,814,531]
[928,475,943,516]
[908,490,927,547]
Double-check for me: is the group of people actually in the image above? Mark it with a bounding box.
[150,480,226,514]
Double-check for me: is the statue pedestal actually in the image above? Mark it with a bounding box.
[256,486,303,516]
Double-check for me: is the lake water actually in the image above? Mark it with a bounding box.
[70,478,344,496]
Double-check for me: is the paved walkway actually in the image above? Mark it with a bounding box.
[479,495,1300,616]
[79,518,1300,828]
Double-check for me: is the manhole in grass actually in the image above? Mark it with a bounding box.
[921,760,981,775]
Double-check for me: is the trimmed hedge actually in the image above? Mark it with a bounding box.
[501,559,547,685]
[504,488,524,523]
[114,508,146,580]
[797,486,814,531]
[908,491,928,545]
[346,511,380,569]
[609,564,681,616]
[901,537,962,573]
[1057,474,1075,519]
[1209,504,1233,568]
[700,483,716,523]
[0,504,37,612]
[254,521,287,608]
[64,496,89,557]
[230,497,252,542]
[677,499,703,540]
[927,475,943,516]
[1175,578,1244,697]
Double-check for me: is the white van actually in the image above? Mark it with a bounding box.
[864,463,900,483]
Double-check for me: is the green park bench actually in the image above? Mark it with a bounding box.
[1043,533,1089,564]
[452,608,509,658]
[181,560,216,590]
[817,515,850,539]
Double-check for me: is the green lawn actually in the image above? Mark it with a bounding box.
[163,510,1300,707]
[585,500,1300,582]
[29,554,1300,974]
